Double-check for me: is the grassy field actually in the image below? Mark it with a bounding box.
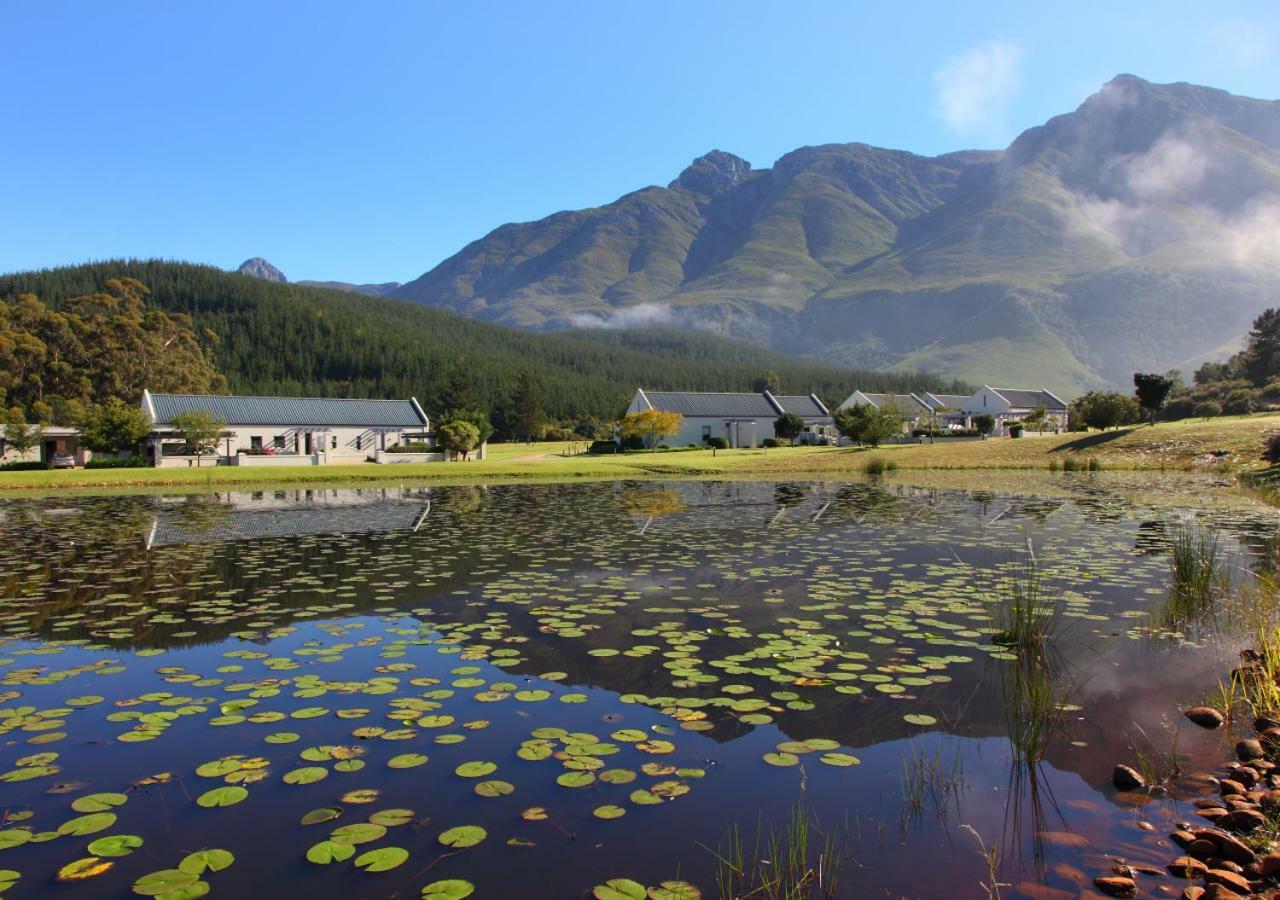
[2,414,1277,493]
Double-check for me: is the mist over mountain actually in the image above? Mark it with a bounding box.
[391,76,1280,393]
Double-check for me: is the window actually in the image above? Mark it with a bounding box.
[250,436,263,452]
[701,426,711,439]
[331,436,337,449]
[355,435,362,451]
[273,435,285,450]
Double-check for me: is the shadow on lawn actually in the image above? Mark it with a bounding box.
[1048,428,1136,454]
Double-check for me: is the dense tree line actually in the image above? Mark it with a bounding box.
[0,261,969,434]
[0,276,224,422]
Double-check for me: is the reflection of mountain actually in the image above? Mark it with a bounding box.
[144,488,432,546]
[0,478,1268,803]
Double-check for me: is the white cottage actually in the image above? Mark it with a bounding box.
[962,386,1069,434]
[142,391,431,467]
[837,392,931,432]
[627,389,831,448]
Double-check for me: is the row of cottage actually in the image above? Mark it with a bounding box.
[627,385,1068,448]
[1,384,1067,466]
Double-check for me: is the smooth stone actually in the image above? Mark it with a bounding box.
[1217,808,1265,833]
[1235,738,1264,761]
[1185,706,1225,729]
[1262,852,1280,877]
[1114,764,1147,791]
[1168,856,1208,878]
[1204,868,1252,894]
[1094,875,1137,897]
[1191,828,1257,865]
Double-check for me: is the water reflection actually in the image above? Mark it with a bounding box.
[0,478,1276,898]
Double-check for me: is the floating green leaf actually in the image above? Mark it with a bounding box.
[421,879,475,899]
[437,825,486,849]
[354,846,408,872]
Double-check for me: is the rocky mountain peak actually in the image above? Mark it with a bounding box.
[672,150,752,195]
[237,257,287,283]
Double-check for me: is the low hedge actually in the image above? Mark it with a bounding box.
[85,455,147,469]
[0,460,51,471]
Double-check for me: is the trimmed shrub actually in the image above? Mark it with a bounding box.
[621,435,646,451]
[1161,397,1196,421]
[85,455,146,469]
[588,440,620,454]
[762,438,781,448]
[0,460,51,471]
[1009,424,1024,438]
[1223,390,1255,416]
[704,436,729,450]
[1193,400,1222,419]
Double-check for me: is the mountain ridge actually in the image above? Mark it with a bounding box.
[389,75,1280,393]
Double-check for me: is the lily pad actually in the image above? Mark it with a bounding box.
[437,825,486,849]
[354,846,408,872]
[421,880,475,899]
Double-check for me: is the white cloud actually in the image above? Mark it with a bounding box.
[567,302,677,329]
[933,40,1023,138]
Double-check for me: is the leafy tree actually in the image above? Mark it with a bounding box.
[509,371,544,442]
[752,370,781,394]
[0,278,224,418]
[170,410,226,466]
[1245,309,1280,387]
[834,403,902,448]
[1193,400,1222,419]
[1070,392,1140,430]
[972,413,996,437]
[1022,404,1049,432]
[1133,373,1174,424]
[437,408,493,446]
[773,412,805,444]
[437,419,481,461]
[1224,389,1256,416]
[618,410,684,451]
[1,408,41,459]
[78,400,151,455]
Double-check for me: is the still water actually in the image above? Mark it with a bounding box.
[0,477,1275,898]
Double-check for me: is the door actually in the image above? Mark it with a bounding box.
[304,433,313,455]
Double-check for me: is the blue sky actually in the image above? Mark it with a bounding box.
[3,1,1278,283]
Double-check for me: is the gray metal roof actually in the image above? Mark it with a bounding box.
[772,395,828,417]
[990,388,1067,411]
[640,391,780,417]
[147,393,428,427]
[923,393,971,410]
[859,393,929,412]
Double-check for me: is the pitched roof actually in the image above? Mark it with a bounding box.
[857,392,929,412]
[989,388,1068,411]
[146,393,428,428]
[772,394,828,417]
[923,393,971,410]
[638,391,780,417]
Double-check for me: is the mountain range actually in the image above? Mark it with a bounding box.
[336,75,1280,394]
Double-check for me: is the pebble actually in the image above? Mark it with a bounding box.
[1094,875,1137,897]
[1113,764,1147,791]
[1185,706,1225,729]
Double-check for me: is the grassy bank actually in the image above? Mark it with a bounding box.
[3,414,1278,492]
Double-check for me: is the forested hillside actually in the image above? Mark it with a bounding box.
[0,260,964,423]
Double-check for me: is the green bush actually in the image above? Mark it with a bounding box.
[1223,390,1255,415]
[704,437,729,450]
[1193,400,1222,418]
[85,455,147,469]
[862,457,898,475]
[387,442,432,453]
[588,440,620,454]
[621,435,646,451]
[0,460,51,471]
[762,438,782,448]
[1009,424,1024,438]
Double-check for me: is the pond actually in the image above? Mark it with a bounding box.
[0,475,1276,899]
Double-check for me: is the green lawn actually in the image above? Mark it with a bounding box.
[3,414,1277,492]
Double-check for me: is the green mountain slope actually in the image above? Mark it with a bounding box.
[0,260,962,422]
[392,76,1280,394]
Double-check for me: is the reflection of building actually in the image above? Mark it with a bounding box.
[144,487,432,546]
[142,391,430,467]
[627,389,832,448]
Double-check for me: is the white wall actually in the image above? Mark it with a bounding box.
[156,424,425,465]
